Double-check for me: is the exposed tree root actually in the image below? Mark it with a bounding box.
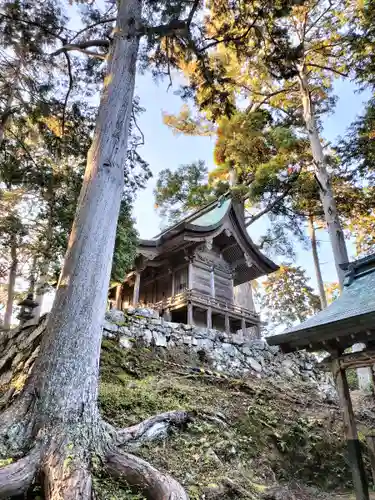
[105,448,189,500]
[0,407,192,499]
[0,446,42,498]
[0,318,46,410]
[116,410,194,447]
[0,321,190,499]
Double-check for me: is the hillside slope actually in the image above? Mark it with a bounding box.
[95,339,375,500]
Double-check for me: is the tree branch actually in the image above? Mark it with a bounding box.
[245,170,301,227]
[70,17,116,43]
[187,0,200,26]
[0,13,67,42]
[62,52,73,136]
[131,109,145,148]
[50,40,110,57]
[305,0,335,36]
[307,63,348,78]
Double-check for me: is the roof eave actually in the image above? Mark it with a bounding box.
[231,202,279,275]
[267,311,375,353]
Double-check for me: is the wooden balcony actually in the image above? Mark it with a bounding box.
[150,289,260,327]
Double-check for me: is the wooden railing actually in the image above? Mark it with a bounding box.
[149,290,259,322]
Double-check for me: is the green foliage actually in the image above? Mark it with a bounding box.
[111,201,138,283]
[262,265,321,329]
[346,369,359,391]
[337,98,375,185]
[0,457,13,467]
[154,161,216,225]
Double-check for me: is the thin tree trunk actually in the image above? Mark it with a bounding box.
[4,237,18,329]
[32,0,142,428]
[33,262,49,322]
[33,190,55,321]
[308,214,327,309]
[0,92,14,148]
[28,255,37,297]
[0,59,21,148]
[298,68,348,288]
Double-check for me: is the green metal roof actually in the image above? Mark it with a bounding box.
[267,254,375,352]
[189,198,231,227]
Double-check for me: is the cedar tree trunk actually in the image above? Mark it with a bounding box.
[299,68,348,288]
[0,1,189,498]
[3,237,17,330]
[308,214,327,309]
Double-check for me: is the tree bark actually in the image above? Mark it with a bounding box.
[0,59,21,148]
[4,237,18,330]
[0,446,42,498]
[105,449,189,500]
[33,262,49,323]
[31,0,142,429]
[0,2,191,498]
[0,93,14,148]
[298,68,348,288]
[33,190,55,322]
[308,214,327,309]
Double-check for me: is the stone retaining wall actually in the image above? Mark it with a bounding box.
[103,307,334,395]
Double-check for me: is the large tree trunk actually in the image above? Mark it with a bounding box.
[299,68,349,288]
[32,0,141,431]
[4,238,18,330]
[308,214,327,309]
[0,2,190,497]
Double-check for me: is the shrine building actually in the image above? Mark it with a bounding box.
[114,196,278,337]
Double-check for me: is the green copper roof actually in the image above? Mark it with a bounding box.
[267,254,375,350]
[189,198,231,227]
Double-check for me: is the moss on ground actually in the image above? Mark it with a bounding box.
[95,339,374,499]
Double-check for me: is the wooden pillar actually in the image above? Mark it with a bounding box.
[188,259,194,290]
[115,284,123,310]
[132,271,141,306]
[187,302,194,325]
[225,314,230,334]
[332,359,369,500]
[207,307,212,329]
[171,271,175,297]
[241,317,247,337]
[210,267,215,297]
[366,435,375,485]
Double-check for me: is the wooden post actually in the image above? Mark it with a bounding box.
[241,317,247,337]
[188,259,194,290]
[366,435,375,485]
[132,271,141,306]
[207,307,212,329]
[225,314,230,334]
[210,267,215,297]
[332,359,369,500]
[171,271,175,297]
[187,302,194,325]
[115,284,123,310]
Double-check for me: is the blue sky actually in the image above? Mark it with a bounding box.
[132,74,371,291]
